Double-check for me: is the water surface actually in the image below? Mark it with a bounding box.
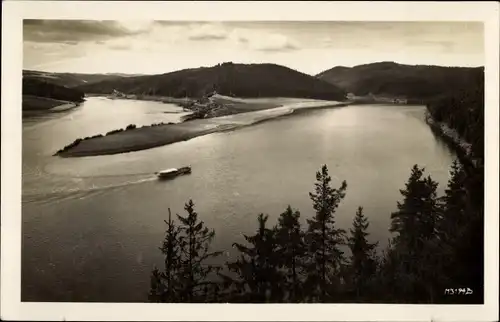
[22,97,455,302]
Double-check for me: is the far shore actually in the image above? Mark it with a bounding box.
[85,93,197,107]
[22,95,79,112]
[56,97,349,158]
[424,112,479,169]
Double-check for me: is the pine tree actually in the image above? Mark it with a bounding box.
[275,205,307,302]
[347,206,378,300]
[305,164,347,302]
[176,199,223,302]
[390,165,440,255]
[439,160,468,241]
[375,239,403,303]
[389,165,441,302]
[149,208,182,302]
[437,160,484,303]
[224,214,284,302]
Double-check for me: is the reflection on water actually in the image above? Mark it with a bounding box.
[22,98,456,302]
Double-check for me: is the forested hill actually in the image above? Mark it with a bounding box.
[23,70,133,88]
[23,77,85,103]
[426,73,485,161]
[316,62,484,100]
[74,62,347,101]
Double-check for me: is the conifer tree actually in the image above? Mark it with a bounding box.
[390,165,440,255]
[305,164,347,302]
[176,199,222,302]
[437,160,483,303]
[149,208,182,302]
[149,201,222,303]
[347,206,378,300]
[224,214,284,302]
[438,160,468,242]
[275,205,307,302]
[389,165,441,302]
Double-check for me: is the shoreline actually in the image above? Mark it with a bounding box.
[55,100,348,158]
[22,95,80,112]
[85,93,196,107]
[424,111,478,169]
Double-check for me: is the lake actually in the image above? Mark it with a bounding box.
[21,97,456,302]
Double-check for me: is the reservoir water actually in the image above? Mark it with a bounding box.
[22,97,455,302]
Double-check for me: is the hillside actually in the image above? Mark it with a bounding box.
[426,77,484,161]
[75,62,347,101]
[23,70,135,88]
[316,62,484,100]
[22,77,85,110]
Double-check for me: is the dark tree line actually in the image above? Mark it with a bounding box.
[23,77,85,103]
[149,161,483,304]
[427,78,484,161]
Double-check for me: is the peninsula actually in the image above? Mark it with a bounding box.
[55,95,348,157]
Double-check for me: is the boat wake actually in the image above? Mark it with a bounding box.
[46,171,159,179]
[22,175,158,206]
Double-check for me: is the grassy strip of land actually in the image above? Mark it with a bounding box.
[55,121,218,157]
[92,92,197,107]
[55,98,346,158]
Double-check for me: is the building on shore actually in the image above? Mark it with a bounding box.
[393,98,408,104]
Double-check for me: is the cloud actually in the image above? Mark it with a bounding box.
[24,41,73,51]
[257,40,298,52]
[231,29,299,52]
[23,40,87,70]
[23,20,143,43]
[97,38,133,51]
[109,43,130,51]
[97,36,167,53]
[153,21,195,27]
[404,39,458,53]
[186,23,228,41]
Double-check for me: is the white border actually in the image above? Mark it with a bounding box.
[2,1,499,321]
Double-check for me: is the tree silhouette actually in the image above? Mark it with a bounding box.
[275,205,307,302]
[176,200,222,302]
[149,208,182,302]
[437,160,484,303]
[347,206,378,300]
[149,201,222,303]
[390,165,440,255]
[388,165,442,302]
[305,164,348,302]
[223,214,284,302]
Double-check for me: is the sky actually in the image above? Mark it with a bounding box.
[23,20,484,76]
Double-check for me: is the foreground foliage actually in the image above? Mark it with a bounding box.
[150,161,483,303]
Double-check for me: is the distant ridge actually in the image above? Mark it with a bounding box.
[316,61,484,99]
[22,70,137,88]
[74,62,347,101]
[22,77,86,110]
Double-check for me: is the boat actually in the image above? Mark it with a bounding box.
[155,166,192,180]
